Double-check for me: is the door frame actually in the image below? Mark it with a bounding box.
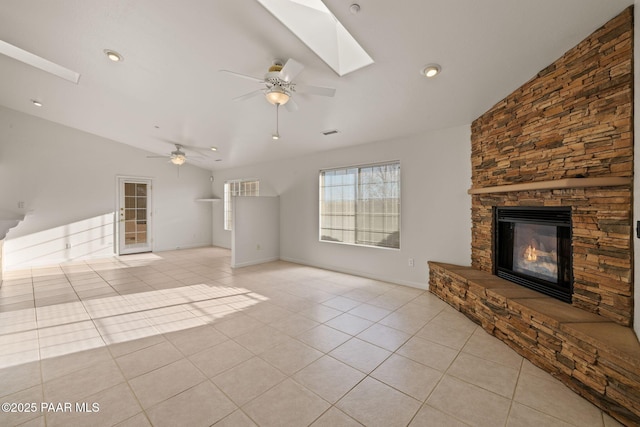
[115,175,154,255]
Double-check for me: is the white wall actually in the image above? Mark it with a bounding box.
[633,1,639,337]
[231,196,280,268]
[213,125,472,288]
[0,106,213,270]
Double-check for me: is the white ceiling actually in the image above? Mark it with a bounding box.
[0,0,633,170]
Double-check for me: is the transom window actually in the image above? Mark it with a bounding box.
[319,161,400,249]
[224,180,259,231]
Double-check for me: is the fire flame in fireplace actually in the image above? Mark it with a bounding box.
[525,245,538,262]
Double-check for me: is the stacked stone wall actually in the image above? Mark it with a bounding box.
[470,7,633,326]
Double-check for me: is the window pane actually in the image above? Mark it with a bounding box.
[320,162,399,249]
[224,179,260,231]
[136,184,147,196]
[125,183,135,196]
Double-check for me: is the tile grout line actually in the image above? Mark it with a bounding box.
[1,248,618,427]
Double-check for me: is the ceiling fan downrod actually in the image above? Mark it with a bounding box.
[272,103,280,140]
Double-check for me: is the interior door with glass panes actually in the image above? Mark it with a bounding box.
[118,178,152,254]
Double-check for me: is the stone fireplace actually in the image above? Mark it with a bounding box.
[467,0,635,323]
[473,181,632,326]
[429,7,639,425]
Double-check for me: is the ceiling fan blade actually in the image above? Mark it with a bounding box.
[147,155,169,158]
[219,69,264,83]
[294,84,336,97]
[279,58,304,82]
[233,90,264,102]
[284,98,299,112]
[154,139,207,155]
[180,144,209,156]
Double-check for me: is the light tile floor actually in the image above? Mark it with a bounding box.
[0,247,625,427]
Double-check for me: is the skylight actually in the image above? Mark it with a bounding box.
[255,0,374,76]
[0,40,80,84]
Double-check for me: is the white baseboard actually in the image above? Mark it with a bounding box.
[153,242,213,252]
[279,256,428,290]
[232,256,280,269]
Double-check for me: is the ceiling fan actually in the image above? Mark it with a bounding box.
[147,143,191,166]
[221,58,336,111]
[221,58,336,138]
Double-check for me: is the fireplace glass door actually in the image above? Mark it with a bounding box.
[512,223,558,283]
[495,207,572,302]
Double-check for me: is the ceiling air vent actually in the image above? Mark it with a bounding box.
[322,129,339,136]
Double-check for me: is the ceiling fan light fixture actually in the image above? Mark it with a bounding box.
[422,64,441,78]
[170,153,186,165]
[265,87,290,105]
[272,134,280,140]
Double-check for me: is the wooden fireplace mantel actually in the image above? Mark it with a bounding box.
[467,177,631,195]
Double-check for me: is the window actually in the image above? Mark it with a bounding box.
[320,161,400,249]
[224,180,259,231]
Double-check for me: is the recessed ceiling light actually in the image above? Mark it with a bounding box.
[104,49,123,62]
[31,99,42,107]
[421,64,441,78]
[210,146,218,151]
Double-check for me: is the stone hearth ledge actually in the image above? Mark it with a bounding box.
[428,261,640,426]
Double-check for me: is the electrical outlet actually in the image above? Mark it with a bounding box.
[65,243,71,249]
[408,258,414,267]
[18,201,24,209]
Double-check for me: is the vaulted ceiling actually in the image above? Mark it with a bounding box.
[0,0,632,170]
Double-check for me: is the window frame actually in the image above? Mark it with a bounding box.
[319,160,401,250]
[224,179,260,231]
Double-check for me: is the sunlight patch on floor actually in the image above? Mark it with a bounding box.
[0,284,266,368]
